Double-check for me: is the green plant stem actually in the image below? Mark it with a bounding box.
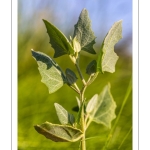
[75,63,86,86]
[69,84,80,94]
[102,77,132,150]
[80,86,87,150]
[87,72,99,86]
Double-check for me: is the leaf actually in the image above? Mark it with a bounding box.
[43,19,74,58]
[34,122,83,142]
[86,94,98,113]
[89,84,117,128]
[86,60,97,75]
[54,103,75,125]
[31,50,66,94]
[65,68,78,85]
[73,8,96,54]
[97,20,122,73]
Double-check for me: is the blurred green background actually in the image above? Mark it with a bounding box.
[18,0,132,149]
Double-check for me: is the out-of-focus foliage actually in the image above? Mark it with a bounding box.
[18,1,132,149]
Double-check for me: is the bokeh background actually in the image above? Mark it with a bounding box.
[18,0,132,149]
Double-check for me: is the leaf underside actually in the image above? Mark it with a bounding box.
[54,103,75,125]
[34,122,83,142]
[97,20,122,73]
[73,8,96,54]
[31,50,66,94]
[43,19,74,58]
[89,84,117,128]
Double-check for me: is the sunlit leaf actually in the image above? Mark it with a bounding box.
[54,103,75,125]
[86,94,98,113]
[97,20,122,73]
[89,84,117,128]
[34,122,83,142]
[31,50,66,94]
[73,8,96,54]
[43,19,74,58]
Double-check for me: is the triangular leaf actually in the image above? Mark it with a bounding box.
[43,19,74,58]
[97,20,122,73]
[54,103,75,125]
[31,50,66,94]
[73,8,96,54]
[34,122,83,142]
[86,94,98,113]
[89,84,117,128]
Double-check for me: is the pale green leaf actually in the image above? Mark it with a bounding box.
[54,103,75,125]
[31,50,66,94]
[89,84,117,128]
[97,20,122,73]
[43,19,74,58]
[86,94,98,113]
[73,8,96,54]
[34,122,83,142]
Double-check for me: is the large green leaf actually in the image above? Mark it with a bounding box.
[31,50,66,94]
[43,19,74,58]
[34,122,83,142]
[54,103,75,125]
[73,8,96,54]
[97,20,122,73]
[89,84,117,128]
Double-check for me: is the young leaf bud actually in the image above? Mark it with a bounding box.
[73,36,81,53]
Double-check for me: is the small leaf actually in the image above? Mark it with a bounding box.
[86,60,97,75]
[97,20,122,73]
[34,122,83,142]
[72,106,79,112]
[43,19,74,58]
[65,68,78,85]
[54,103,75,125]
[89,84,117,128]
[31,50,66,94]
[86,94,98,113]
[73,8,96,54]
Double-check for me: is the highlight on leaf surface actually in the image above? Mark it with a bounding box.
[54,103,75,125]
[86,94,98,114]
[88,84,117,128]
[31,50,66,94]
[73,8,96,54]
[34,122,83,142]
[97,20,122,73]
[43,19,74,58]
